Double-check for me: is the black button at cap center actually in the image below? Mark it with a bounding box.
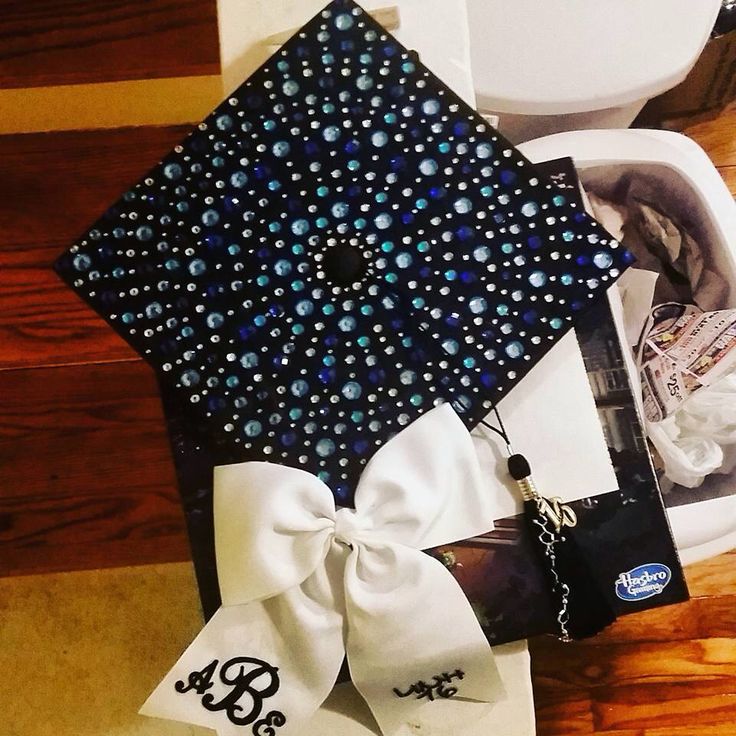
[323,242,366,285]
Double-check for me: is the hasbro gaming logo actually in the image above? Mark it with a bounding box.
[615,563,672,602]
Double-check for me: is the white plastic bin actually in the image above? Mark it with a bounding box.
[518,129,736,564]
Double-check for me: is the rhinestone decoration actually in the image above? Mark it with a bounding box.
[55,0,631,505]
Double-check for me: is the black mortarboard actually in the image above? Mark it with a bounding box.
[55,0,631,506]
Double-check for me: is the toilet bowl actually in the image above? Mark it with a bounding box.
[468,0,722,143]
[518,129,736,564]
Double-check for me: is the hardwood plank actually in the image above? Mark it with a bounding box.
[556,596,736,646]
[533,695,593,736]
[0,126,188,370]
[0,0,220,89]
[685,104,736,168]
[593,685,736,732]
[0,361,172,499]
[0,243,137,369]
[0,360,188,575]
[645,726,736,736]
[718,165,736,195]
[0,126,189,250]
[0,489,189,577]
[685,550,736,597]
[531,638,736,693]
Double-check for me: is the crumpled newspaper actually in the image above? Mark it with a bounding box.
[636,302,736,487]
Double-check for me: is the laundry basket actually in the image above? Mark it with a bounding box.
[519,129,736,564]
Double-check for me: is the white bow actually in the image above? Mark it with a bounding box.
[141,404,505,735]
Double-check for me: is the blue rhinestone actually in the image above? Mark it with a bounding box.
[316,438,336,457]
[184,259,205,278]
[480,372,497,388]
[331,202,349,218]
[395,252,412,268]
[291,379,309,397]
[422,99,440,115]
[335,12,353,29]
[529,270,547,288]
[419,158,438,175]
[240,352,258,368]
[593,251,613,269]
[282,80,299,96]
[469,297,487,314]
[342,381,362,400]
[454,197,472,214]
[296,300,313,316]
[400,370,416,385]
[180,369,199,387]
[442,339,459,355]
[136,225,154,241]
[319,367,336,384]
[244,420,262,438]
[476,142,493,159]
[375,213,392,229]
[505,341,524,358]
[145,302,163,319]
[473,245,491,262]
[291,219,309,235]
[206,312,224,329]
[73,254,92,271]
[274,259,292,276]
[521,202,539,217]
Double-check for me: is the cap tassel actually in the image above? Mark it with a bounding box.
[507,454,617,640]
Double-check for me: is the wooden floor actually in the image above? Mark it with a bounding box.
[0,4,734,734]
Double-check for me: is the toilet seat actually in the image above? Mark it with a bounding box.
[468,0,721,115]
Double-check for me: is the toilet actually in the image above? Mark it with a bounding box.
[518,128,736,564]
[467,0,722,143]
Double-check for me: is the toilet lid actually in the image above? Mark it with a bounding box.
[467,0,721,114]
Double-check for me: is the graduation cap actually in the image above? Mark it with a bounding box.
[55,0,631,508]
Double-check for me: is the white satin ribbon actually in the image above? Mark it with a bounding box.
[141,403,505,735]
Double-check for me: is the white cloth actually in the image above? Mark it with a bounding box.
[141,404,505,736]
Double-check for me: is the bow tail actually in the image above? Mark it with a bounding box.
[140,564,346,736]
[343,543,506,736]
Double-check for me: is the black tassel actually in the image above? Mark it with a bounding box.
[508,454,617,640]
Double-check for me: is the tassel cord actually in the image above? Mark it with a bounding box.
[529,504,572,642]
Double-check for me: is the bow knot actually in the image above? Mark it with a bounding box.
[333,507,364,547]
[141,404,506,736]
